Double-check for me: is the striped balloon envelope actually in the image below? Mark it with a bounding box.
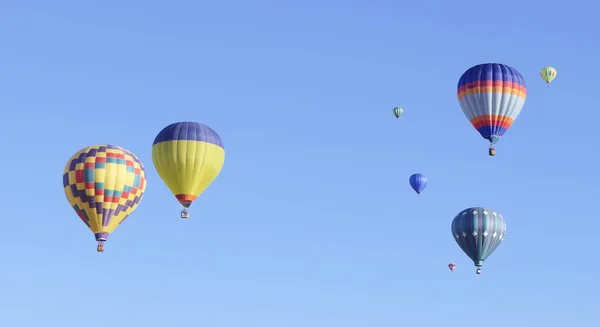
[152,122,225,219]
[457,63,526,156]
[393,107,403,119]
[540,66,557,86]
[451,207,507,275]
[409,173,427,195]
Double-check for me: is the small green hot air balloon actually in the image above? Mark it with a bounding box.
[393,107,403,119]
[540,66,557,87]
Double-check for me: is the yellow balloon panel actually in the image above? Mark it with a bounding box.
[152,140,225,206]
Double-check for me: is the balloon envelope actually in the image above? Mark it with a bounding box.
[62,145,147,247]
[540,66,557,84]
[451,207,507,268]
[393,107,403,118]
[448,263,456,272]
[152,122,225,211]
[457,63,526,149]
[409,173,427,194]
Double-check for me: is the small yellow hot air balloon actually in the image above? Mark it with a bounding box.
[152,122,225,219]
[63,145,147,252]
[540,66,557,86]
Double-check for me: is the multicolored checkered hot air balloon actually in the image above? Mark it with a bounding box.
[63,145,147,252]
[457,63,527,156]
[152,122,225,219]
[451,207,507,275]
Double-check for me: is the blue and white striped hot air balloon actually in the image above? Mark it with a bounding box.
[409,173,427,195]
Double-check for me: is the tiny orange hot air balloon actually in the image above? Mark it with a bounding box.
[448,263,457,272]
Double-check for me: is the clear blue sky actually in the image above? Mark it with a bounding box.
[1,0,599,326]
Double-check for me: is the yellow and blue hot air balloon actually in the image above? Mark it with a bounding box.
[63,145,147,252]
[457,63,527,156]
[540,66,557,86]
[152,122,225,219]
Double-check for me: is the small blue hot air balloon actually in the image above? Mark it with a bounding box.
[451,207,507,275]
[409,173,427,195]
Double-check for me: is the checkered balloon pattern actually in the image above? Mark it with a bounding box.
[63,145,147,241]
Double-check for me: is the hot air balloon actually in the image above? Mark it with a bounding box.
[62,145,147,252]
[409,173,427,195]
[448,263,456,272]
[152,122,225,219]
[457,63,527,156]
[540,66,557,86]
[451,207,507,275]
[393,107,403,119]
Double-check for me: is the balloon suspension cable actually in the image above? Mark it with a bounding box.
[97,241,105,252]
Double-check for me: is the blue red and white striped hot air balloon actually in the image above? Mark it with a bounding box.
[451,207,507,275]
[457,63,527,156]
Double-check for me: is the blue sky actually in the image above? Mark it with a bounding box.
[1,0,599,326]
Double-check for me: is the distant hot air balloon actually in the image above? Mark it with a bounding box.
[540,66,557,86]
[62,145,147,252]
[457,63,527,156]
[152,122,225,219]
[451,207,507,275]
[393,107,403,119]
[409,173,427,195]
[448,263,456,272]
